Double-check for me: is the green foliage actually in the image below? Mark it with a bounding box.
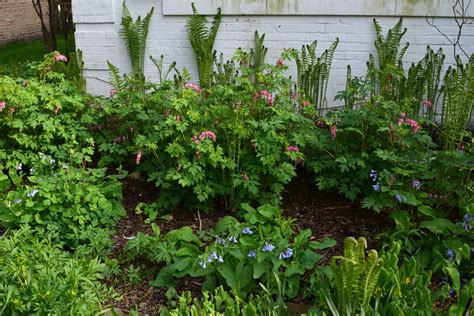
[161,286,286,316]
[327,237,383,315]
[0,226,116,314]
[0,155,125,255]
[442,58,474,150]
[186,3,222,88]
[292,38,339,111]
[150,55,178,84]
[119,1,154,85]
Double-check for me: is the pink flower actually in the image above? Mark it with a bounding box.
[199,130,217,142]
[0,101,5,112]
[397,118,405,126]
[136,150,143,165]
[54,54,68,62]
[184,82,201,93]
[404,119,420,133]
[302,101,311,107]
[400,112,406,118]
[276,59,284,67]
[422,99,432,108]
[110,89,117,97]
[241,173,249,181]
[286,146,299,153]
[330,125,337,140]
[315,120,325,128]
[195,150,201,160]
[193,135,200,145]
[291,92,299,100]
[255,90,273,106]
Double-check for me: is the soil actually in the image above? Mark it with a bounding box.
[105,168,393,315]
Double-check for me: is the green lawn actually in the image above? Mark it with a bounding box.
[0,35,75,75]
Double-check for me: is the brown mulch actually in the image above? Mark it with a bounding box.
[105,169,393,315]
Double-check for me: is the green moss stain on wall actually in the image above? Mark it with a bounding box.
[397,0,438,16]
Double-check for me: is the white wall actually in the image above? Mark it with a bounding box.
[73,0,474,104]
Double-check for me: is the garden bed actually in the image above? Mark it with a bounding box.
[106,168,392,314]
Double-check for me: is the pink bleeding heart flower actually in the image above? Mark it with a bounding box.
[184,82,201,93]
[422,99,432,108]
[286,146,299,153]
[110,89,117,97]
[255,90,273,106]
[136,150,143,165]
[54,54,68,62]
[0,101,6,112]
[330,125,337,140]
[276,59,284,67]
[199,130,217,142]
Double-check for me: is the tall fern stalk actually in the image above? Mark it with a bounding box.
[119,2,154,86]
[187,3,222,88]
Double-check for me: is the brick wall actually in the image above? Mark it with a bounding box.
[73,0,474,102]
[0,0,49,46]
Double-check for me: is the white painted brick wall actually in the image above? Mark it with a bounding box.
[73,0,474,104]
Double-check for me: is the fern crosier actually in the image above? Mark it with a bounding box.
[186,3,222,88]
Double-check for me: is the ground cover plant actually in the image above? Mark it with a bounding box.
[0,2,473,315]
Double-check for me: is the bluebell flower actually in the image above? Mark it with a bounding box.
[207,251,219,263]
[16,164,22,171]
[372,183,380,192]
[395,193,405,202]
[27,189,39,198]
[262,243,275,252]
[241,227,253,235]
[217,255,224,263]
[30,168,35,174]
[449,288,456,297]
[198,260,207,269]
[369,170,378,182]
[462,222,471,232]
[463,214,474,221]
[228,236,238,243]
[279,248,294,260]
[216,237,226,246]
[446,249,455,260]
[248,250,257,258]
[49,159,56,165]
[412,179,421,191]
[14,199,22,204]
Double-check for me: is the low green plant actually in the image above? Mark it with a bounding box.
[0,226,116,314]
[324,237,383,315]
[0,154,125,255]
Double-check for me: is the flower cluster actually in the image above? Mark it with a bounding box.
[285,146,299,153]
[412,179,421,191]
[397,113,421,133]
[184,82,201,93]
[0,101,5,112]
[463,214,473,231]
[199,130,217,142]
[370,170,380,192]
[255,90,273,106]
[27,189,39,198]
[136,150,143,165]
[54,54,68,62]
[278,248,294,260]
[330,125,337,140]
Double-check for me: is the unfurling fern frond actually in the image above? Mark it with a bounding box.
[186,3,222,88]
[250,31,268,81]
[120,1,154,87]
[150,55,177,83]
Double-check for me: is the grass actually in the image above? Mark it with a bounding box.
[0,35,75,75]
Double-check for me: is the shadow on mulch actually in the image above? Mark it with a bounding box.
[105,169,393,315]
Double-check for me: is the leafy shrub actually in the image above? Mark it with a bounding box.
[0,154,125,255]
[0,72,94,170]
[0,226,116,314]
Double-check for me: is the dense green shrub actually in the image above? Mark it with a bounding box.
[0,226,116,314]
[0,154,125,256]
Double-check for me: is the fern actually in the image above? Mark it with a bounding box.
[329,237,383,315]
[186,3,222,88]
[107,61,127,91]
[442,58,474,150]
[119,2,154,87]
[293,38,339,113]
[250,31,268,82]
[213,52,237,85]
